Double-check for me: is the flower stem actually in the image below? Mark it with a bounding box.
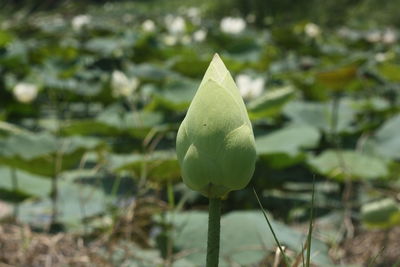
[206,197,221,267]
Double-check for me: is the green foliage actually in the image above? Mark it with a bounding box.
[108,151,180,183]
[0,1,400,264]
[308,150,389,181]
[0,132,104,176]
[247,85,295,119]
[361,198,400,229]
[158,211,333,266]
[256,124,320,168]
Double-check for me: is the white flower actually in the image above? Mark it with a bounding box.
[13,83,38,103]
[165,15,186,35]
[163,35,178,46]
[305,23,320,38]
[111,70,139,98]
[193,29,207,42]
[366,30,381,43]
[187,7,200,19]
[236,74,265,100]
[71,14,91,31]
[142,19,156,32]
[187,7,201,24]
[220,17,246,34]
[382,29,397,44]
[375,53,387,62]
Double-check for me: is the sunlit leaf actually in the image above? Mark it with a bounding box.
[255,125,320,168]
[361,198,400,229]
[18,181,109,231]
[316,64,358,90]
[158,211,333,266]
[0,167,51,199]
[308,150,388,181]
[247,86,295,119]
[0,133,105,176]
[108,151,180,183]
[377,62,400,82]
[284,100,356,133]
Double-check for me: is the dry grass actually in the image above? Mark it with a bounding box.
[340,226,400,267]
[0,223,108,266]
[0,197,165,267]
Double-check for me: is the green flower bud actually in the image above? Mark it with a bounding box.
[176,54,256,198]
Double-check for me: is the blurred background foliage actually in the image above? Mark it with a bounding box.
[0,0,400,266]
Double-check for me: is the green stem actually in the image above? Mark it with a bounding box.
[206,198,221,267]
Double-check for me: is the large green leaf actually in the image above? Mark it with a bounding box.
[169,52,210,77]
[308,150,388,181]
[85,37,122,56]
[151,79,198,111]
[161,211,333,266]
[315,64,358,91]
[247,86,295,119]
[0,133,105,176]
[61,105,164,138]
[17,181,108,231]
[361,198,400,229]
[128,63,173,82]
[376,62,400,82]
[108,151,180,183]
[0,167,51,199]
[284,100,356,133]
[370,114,400,160]
[255,125,320,168]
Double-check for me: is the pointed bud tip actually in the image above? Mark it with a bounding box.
[212,53,224,64]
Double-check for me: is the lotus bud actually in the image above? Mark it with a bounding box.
[176,54,256,198]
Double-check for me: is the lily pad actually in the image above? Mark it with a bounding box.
[160,211,333,266]
[361,198,400,229]
[255,125,320,168]
[308,150,388,181]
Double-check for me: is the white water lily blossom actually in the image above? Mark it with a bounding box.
[13,82,38,103]
[186,7,201,24]
[220,17,246,34]
[187,7,200,19]
[165,15,186,35]
[375,53,388,62]
[366,30,381,43]
[111,70,139,98]
[236,74,265,100]
[382,28,397,44]
[71,14,91,31]
[305,23,320,38]
[142,19,156,32]
[163,35,178,46]
[193,29,207,42]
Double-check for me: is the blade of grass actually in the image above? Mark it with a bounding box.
[367,246,385,267]
[305,175,316,267]
[253,187,290,266]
